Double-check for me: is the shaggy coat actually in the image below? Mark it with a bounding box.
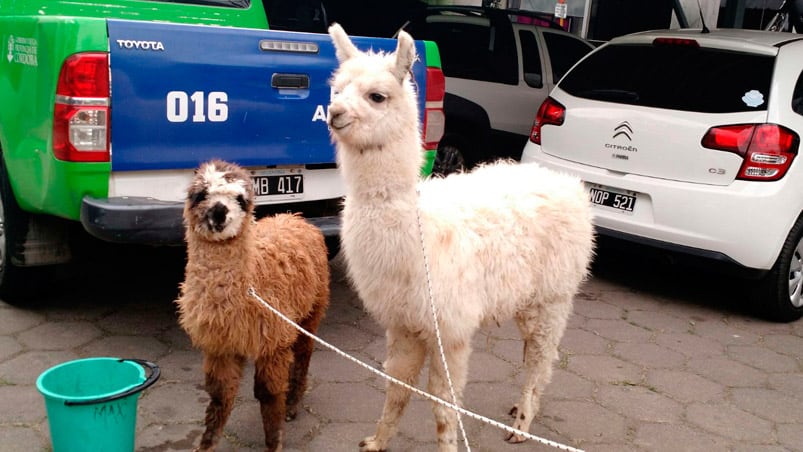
[327,24,595,452]
[176,160,330,452]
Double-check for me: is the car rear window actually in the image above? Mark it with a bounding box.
[559,43,775,113]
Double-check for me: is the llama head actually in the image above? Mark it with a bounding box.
[184,160,253,242]
[327,23,420,154]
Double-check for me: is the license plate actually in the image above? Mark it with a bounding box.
[588,184,636,212]
[250,168,304,201]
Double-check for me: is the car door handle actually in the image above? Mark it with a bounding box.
[271,73,310,90]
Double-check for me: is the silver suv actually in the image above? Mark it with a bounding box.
[401,7,594,175]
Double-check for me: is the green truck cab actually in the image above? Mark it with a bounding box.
[0,0,445,301]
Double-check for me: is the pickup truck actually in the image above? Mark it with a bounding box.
[0,0,445,302]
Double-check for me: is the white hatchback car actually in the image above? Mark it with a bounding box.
[521,28,803,321]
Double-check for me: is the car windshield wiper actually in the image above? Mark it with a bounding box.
[579,89,639,102]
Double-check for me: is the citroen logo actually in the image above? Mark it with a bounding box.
[613,121,633,141]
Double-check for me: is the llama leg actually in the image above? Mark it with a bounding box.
[254,348,293,452]
[197,353,246,452]
[427,341,471,452]
[360,327,427,452]
[286,305,326,421]
[507,301,572,443]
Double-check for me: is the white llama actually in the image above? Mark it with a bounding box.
[327,24,595,452]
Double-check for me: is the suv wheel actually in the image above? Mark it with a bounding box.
[432,137,468,177]
[755,215,803,322]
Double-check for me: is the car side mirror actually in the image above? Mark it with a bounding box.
[524,73,543,88]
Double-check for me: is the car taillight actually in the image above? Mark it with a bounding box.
[422,67,445,148]
[53,52,110,162]
[702,123,799,181]
[530,97,565,145]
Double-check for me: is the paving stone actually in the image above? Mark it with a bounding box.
[0,425,48,452]
[727,344,799,372]
[596,383,683,423]
[686,402,774,442]
[136,423,202,451]
[654,332,725,358]
[584,318,654,343]
[613,342,686,368]
[0,336,22,361]
[687,356,768,387]
[761,334,803,359]
[0,308,45,335]
[0,385,46,423]
[138,381,206,425]
[307,422,387,452]
[559,328,610,355]
[693,319,761,345]
[731,387,803,423]
[566,354,642,384]
[97,306,177,336]
[645,369,724,403]
[542,368,594,400]
[540,399,627,443]
[768,373,803,399]
[626,309,693,333]
[777,423,803,452]
[17,321,103,350]
[0,350,79,385]
[633,422,730,452]
[303,381,386,423]
[572,298,624,320]
[80,335,168,360]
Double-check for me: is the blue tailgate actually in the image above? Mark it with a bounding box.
[107,20,429,171]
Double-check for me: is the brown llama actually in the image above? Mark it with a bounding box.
[175,160,330,452]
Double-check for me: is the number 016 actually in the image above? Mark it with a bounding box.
[166,91,228,123]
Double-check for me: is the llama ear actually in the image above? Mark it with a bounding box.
[392,30,416,83]
[329,23,359,63]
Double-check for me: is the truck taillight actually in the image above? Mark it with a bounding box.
[53,52,110,162]
[530,97,565,145]
[701,123,799,181]
[422,67,445,148]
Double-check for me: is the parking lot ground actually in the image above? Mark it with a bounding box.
[1,243,802,452]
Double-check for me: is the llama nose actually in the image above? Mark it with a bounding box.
[327,105,347,129]
[208,203,229,231]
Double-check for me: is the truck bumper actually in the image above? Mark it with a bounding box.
[80,196,342,245]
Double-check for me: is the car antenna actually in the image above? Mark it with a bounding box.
[697,0,710,33]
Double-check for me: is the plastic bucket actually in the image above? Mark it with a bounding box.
[36,357,160,452]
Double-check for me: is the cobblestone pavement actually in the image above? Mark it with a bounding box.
[1,243,802,452]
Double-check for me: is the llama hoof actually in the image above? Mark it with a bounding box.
[504,430,528,444]
[358,436,386,452]
[285,408,297,422]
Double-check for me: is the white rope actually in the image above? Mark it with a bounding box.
[248,287,585,452]
[413,190,471,451]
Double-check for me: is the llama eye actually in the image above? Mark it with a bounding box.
[369,93,387,103]
[188,188,208,208]
[236,194,248,212]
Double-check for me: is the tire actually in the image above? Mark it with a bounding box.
[754,215,803,322]
[432,136,470,177]
[0,154,54,305]
[0,155,36,302]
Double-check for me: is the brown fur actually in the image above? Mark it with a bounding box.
[176,160,330,452]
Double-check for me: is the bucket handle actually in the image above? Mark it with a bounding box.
[64,359,161,406]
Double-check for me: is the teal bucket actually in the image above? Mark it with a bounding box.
[36,357,160,452]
